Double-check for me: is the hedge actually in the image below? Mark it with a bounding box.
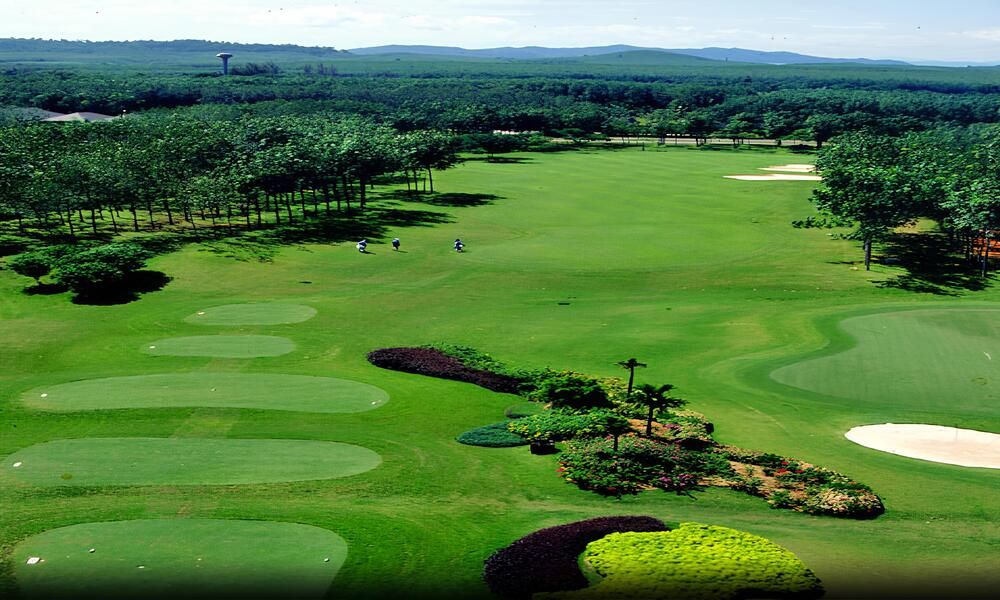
[456,422,528,447]
[541,523,823,600]
[482,516,668,598]
[366,347,524,393]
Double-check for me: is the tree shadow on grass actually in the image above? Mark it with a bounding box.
[463,156,534,164]
[23,282,68,296]
[876,232,987,296]
[379,190,502,208]
[71,270,172,305]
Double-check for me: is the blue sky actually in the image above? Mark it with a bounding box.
[1,0,998,61]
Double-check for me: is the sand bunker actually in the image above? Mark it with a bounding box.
[759,164,816,173]
[725,174,822,181]
[845,424,1000,469]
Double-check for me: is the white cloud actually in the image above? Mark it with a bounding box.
[968,28,1000,41]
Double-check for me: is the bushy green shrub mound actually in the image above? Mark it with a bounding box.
[507,409,623,441]
[456,422,528,447]
[543,523,823,600]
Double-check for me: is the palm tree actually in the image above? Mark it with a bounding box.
[635,383,686,437]
[616,358,647,399]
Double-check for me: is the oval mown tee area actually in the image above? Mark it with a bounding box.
[185,303,317,325]
[6,438,382,486]
[22,373,389,413]
[143,335,296,358]
[770,308,1000,415]
[13,519,347,599]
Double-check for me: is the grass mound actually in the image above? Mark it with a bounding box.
[13,519,347,599]
[543,523,823,600]
[22,373,388,413]
[483,516,667,598]
[771,308,1000,416]
[185,303,317,325]
[456,422,527,447]
[143,335,296,358]
[8,438,382,486]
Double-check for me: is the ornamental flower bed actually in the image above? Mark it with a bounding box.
[714,445,884,519]
[482,516,668,598]
[538,523,824,600]
[366,347,525,393]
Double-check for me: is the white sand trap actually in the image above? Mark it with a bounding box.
[725,174,823,181]
[845,424,1000,469]
[760,164,816,173]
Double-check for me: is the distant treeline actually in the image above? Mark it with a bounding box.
[0,38,345,56]
[2,69,998,145]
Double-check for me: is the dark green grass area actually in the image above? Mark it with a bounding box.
[1,147,998,599]
[143,335,296,358]
[21,374,388,413]
[12,519,347,599]
[6,438,381,486]
[184,303,317,325]
[771,308,1000,416]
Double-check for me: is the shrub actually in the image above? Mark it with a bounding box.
[430,344,537,385]
[541,523,823,600]
[558,436,692,497]
[507,409,624,442]
[802,485,884,518]
[504,402,545,419]
[52,243,150,295]
[7,251,53,283]
[456,422,528,448]
[366,347,524,393]
[529,370,612,409]
[482,516,668,598]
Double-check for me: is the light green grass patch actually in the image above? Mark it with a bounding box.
[7,438,381,486]
[13,519,347,599]
[143,335,296,358]
[22,373,388,413]
[771,308,1000,416]
[185,303,317,325]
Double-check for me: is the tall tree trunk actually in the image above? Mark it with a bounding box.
[89,207,98,234]
[66,207,76,237]
[130,202,139,231]
[359,175,367,210]
[108,206,119,233]
[626,368,635,399]
[163,199,174,225]
[254,196,262,227]
[322,183,331,214]
[863,238,872,271]
[270,193,281,225]
[284,193,294,223]
[982,229,991,278]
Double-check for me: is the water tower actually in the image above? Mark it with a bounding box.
[216,52,233,75]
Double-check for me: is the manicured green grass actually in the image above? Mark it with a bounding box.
[21,374,389,413]
[184,303,317,325]
[13,519,347,599]
[771,307,1000,417]
[144,335,296,358]
[2,146,998,599]
[7,438,382,486]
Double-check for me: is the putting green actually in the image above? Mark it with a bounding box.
[22,373,388,413]
[771,308,1000,415]
[7,438,381,486]
[13,519,347,599]
[143,335,296,358]
[185,303,317,325]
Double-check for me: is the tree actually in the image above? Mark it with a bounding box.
[634,383,687,437]
[812,133,921,270]
[7,251,53,284]
[531,371,612,410]
[616,358,646,399]
[591,411,633,452]
[52,243,150,295]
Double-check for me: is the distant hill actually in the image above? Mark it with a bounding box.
[0,38,345,57]
[349,44,910,66]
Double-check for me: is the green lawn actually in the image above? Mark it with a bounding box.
[6,438,382,486]
[20,373,389,413]
[12,519,347,599]
[144,335,297,358]
[2,146,998,599]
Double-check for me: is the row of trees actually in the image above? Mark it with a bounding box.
[812,124,1000,274]
[0,115,460,237]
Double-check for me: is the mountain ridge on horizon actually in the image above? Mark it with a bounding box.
[347,44,912,66]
